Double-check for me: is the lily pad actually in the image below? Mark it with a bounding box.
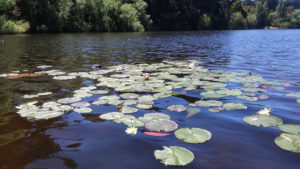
[200,91,225,98]
[223,103,247,110]
[120,93,139,100]
[92,100,108,105]
[243,115,283,127]
[275,133,300,153]
[175,128,212,144]
[114,115,144,127]
[236,95,258,101]
[74,107,92,113]
[167,105,187,112]
[71,102,91,108]
[99,112,125,120]
[194,100,222,107]
[121,107,139,114]
[278,124,300,134]
[145,119,178,132]
[138,113,171,123]
[57,97,81,104]
[154,146,194,166]
[138,95,155,102]
[136,104,152,109]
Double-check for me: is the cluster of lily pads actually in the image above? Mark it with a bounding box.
[2,59,300,165]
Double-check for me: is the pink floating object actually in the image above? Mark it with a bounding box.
[143,131,170,136]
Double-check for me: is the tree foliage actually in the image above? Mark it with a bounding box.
[1,0,300,33]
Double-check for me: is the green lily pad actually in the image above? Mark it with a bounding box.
[107,100,123,105]
[90,90,109,95]
[99,112,125,120]
[215,89,242,96]
[136,104,152,109]
[194,100,222,107]
[278,124,300,134]
[123,100,138,105]
[114,115,144,127]
[154,146,194,166]
[92,100,108,105]
[297,99,300,103]
[57,97,81,104]
[120,93,139,100]
[200,91,225,98]
[243,115,283,127]
[275,133,300,153]
[236,95,258,101]
[167,105,187,112]
[145,119,178,132]
[138,95,155,102]
[223,103,247,110]
[74,107,92,113]
[175,128,212,144]
[71,102,91,108]
[121,107,139,114]
[138,113,171,123]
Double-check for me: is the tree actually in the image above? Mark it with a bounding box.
[229,12,247,29]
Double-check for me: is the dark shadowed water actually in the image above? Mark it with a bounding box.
[0,30,300,169]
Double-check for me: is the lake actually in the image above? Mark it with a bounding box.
[0,30,300,169]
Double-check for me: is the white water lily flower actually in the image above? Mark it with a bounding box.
[188,63,195,69]
[125,127,138,136]
[257,107,272,116]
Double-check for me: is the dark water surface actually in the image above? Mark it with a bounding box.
[0,30,300,169]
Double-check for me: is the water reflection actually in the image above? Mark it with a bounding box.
[0,30,300,169]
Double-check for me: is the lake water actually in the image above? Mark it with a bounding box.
[0,30,300,169]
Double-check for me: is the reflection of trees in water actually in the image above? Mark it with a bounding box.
[0,119,78,169]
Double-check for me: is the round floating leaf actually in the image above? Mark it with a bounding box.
[120,93,139,100]
[275,133,300,153]
[114,115,144,127]
[123,100,138,105]
[74,107,92,114]
[243,115,283,127]
[136,104,152,109]
[154,146,194,166]
[138,113,171,123]
[90,90,109,95]
[57,97,81,104]
[195,100,222,107]
[138,95,155,102]
[138,100,155,105]
[236,95,258,101]
[71,102,91,108]
[145,119,178,132]
[33,111,64,120]
[53,75,76,80]
[107,100,122,105]
[175,128,212,144]
[278,124,300,134]
[167,105,187,112]
[297,99,300,103]
[99,112,125,120]
[223,103,247,110]
[92,100,108,105]
[121,107,139,114]
[200,91,225,98]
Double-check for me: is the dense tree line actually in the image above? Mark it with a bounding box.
[0,0,300,33]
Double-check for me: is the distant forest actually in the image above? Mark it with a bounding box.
[0,0,300,33]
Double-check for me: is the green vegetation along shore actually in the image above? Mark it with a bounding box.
[0,0,300,33]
